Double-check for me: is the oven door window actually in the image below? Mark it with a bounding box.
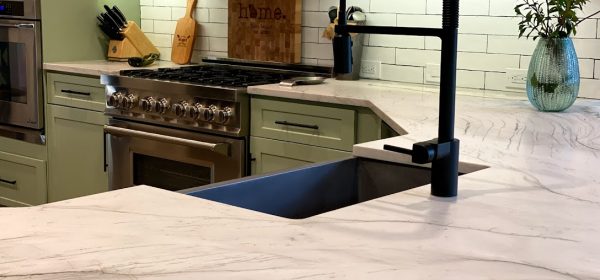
[0,41,27,103]
[133,154,213,192]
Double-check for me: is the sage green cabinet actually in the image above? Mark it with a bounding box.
[250,137,352,175]
[250,96,390,175]
[47,105,108,202]
[0,151,47,207]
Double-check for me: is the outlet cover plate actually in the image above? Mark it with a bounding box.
[425,63,441,84]
[506,68,528,89]
[360,60,381,79]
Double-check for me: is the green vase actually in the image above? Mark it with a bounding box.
[526,38,580,112]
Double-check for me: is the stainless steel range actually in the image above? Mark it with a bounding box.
[101,59,330,192]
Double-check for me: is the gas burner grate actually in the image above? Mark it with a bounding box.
[120,65,301,88]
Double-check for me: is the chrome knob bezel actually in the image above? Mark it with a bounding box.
[154,98,170,115]
[215,107,234,124]
[140,97,156,112]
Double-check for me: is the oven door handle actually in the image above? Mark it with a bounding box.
[0,23,36,29]
[104,126,230,156]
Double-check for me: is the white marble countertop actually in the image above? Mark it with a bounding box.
[2,76,600,278]
[43,60,179,76]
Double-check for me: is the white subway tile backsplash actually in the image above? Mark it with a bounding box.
[142,0,600,96]
[380,65,424,83]
[396,14,440,28]
[303,0,319,12]
[427,0,490,16]
[456,70,486,89]
[198,23,227,38]
[573,39,600,59]
[487,36,537,55]
[208,9,227,23]
[364,13,396,26]
[302,12,329,28]
[489,0,519,16]
[154,0,184,7]
[458,52,520,72]
[580,59,595,79]
[302,43,333,60]
[302,28,319,43]
[141,6,171,20]
[141,19,154,32]
[147,33,172,48]
[153,20,176,34]
[369,35,424,49]
[209,37,227,52]
[362,46,395,64]
[320,0,370,12]
[371,0,426,14]
[425,34,487,53]
[198,0,227,9]
[580,79,600,99]
[574,19,598,39]
[460,16,520,35]
[396,49,440,67]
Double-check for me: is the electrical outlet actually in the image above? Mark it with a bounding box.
[505,68,528,89]
[360,61,381,79]
[425,63,441,84]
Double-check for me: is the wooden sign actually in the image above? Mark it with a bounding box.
[228,0,302,63]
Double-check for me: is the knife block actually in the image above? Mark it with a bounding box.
[107,38,142,61]
[107,21,160,61]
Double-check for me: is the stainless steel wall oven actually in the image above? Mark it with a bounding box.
[0,0,43,143]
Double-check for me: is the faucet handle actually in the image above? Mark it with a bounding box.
[384,139,445,164]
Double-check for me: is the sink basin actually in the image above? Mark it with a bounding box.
[184,158,471,219]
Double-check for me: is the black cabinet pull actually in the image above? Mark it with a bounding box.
[275,121,319,130]
[0,178,16,185]
[61,89,91,96]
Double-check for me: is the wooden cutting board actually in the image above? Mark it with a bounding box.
[171,0,198,64]
[228,0,302,63]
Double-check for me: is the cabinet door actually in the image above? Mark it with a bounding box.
[0,151,47,206]
[250,137,352,175]
[47,105,108,202]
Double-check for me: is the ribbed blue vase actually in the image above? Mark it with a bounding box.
[526,38,580,112]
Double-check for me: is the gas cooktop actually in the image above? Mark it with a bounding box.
[120,64,322,88]
[102,60,332,137]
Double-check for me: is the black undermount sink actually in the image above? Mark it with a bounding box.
[183,157,480,219]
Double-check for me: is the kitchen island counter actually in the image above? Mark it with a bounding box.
[1,79,599,279]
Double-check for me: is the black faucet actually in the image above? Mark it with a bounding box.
[334,0,461,197]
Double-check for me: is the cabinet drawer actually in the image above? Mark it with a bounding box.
[251,137,352,175]
[0,151,47,206]
[47,72,105,111]
[251,98,356,151]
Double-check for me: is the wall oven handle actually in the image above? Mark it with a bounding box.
[0,23,35,29]
[104,126,230,156]
[0,178,17,185]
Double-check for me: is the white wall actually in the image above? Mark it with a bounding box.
[140,0,600,98]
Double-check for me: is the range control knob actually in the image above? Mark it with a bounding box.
[107,92,124,108]
[188,103,204,120]
[140,97,156,112]
[121,94,138,110]
[173,101,189,118]
[154,98,170,115]
[215,107,234,124]
[201,105,218,122]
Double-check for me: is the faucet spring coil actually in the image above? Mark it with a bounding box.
[442,0,460,29]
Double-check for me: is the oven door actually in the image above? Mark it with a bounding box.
[105,120,246,192]
[0,19,42,129]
